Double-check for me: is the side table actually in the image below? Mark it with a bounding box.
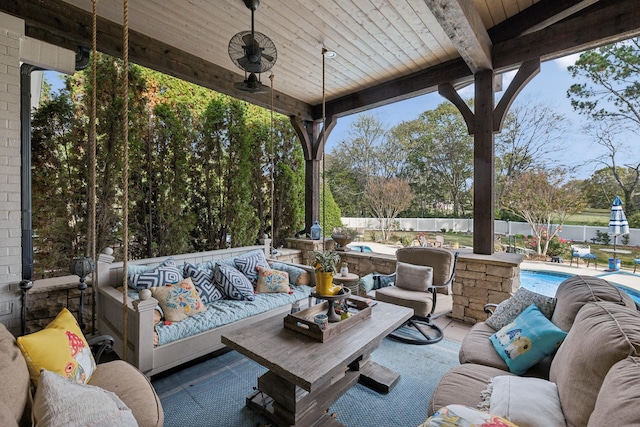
[333,272,360,296]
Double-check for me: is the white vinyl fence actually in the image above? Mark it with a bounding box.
[341,217,640,247]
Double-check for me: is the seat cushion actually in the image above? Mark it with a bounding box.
[551,275,635,332]
[428,363,516,415]
[88,360,164,427]
[588,356,640,426]
[375,286,432,317]
[550,301,640,427]
[0,324,31,427]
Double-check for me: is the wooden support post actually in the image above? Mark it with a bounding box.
[438,59,540,255]
[473,70,495,255]
[290,115,337,235]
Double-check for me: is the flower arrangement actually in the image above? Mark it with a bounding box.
[310,250,341,273]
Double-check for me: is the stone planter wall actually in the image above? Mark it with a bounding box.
[451,252,524,324]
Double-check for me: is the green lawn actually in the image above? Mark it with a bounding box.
[563,209,610,226]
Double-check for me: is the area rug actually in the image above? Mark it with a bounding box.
[152,337,460,427]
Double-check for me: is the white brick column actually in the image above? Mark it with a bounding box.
[0,12,74,334]
[0,13,24,333]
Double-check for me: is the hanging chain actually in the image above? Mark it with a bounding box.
[89,0,98,334]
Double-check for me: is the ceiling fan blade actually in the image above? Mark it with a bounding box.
[238,57,263,73]
[262,53,274,63]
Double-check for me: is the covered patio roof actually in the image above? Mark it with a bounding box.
[4,0,640,254]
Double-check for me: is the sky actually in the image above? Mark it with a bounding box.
[45,53,616,180]
[323,53,607,180]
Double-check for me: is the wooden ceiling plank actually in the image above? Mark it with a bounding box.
[493,0,640,69]
[424,0,494,72]
[484,0,508,26]
[8,0,313,120]
[406,0,460,61]
[473,0,495,29]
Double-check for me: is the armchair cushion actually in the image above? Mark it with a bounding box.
[395,262,433,292]
[588,356,640,426]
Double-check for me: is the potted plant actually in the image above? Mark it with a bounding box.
[310,250,341,295]
[330,227,359,251]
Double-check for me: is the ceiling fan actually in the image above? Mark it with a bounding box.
[228,0,277,93]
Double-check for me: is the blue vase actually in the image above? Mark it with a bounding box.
[310,221,322,240]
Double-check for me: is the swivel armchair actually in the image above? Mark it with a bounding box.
[375,247,458,345]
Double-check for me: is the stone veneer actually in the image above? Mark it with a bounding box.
[451,252,524,324]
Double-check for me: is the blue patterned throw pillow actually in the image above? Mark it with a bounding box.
[214,264,255,301]
[128,258,183,290]
[489,304,567,375]
[184,263,223,304]
[234,251,269,284]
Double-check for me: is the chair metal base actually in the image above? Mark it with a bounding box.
[387,317,443,345]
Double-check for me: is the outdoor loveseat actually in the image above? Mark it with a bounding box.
[96,243,314,377]
[427,275,640,426]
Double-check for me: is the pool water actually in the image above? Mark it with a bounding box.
[520,270,640,305]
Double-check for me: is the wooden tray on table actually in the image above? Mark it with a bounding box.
[283,295,376,342]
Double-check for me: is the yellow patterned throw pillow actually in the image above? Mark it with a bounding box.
[420,404,518,427]
[17,308,96,387]
[150,277,207,322]
[255,266,291,293]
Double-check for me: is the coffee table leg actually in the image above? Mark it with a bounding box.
[355,356,401,393]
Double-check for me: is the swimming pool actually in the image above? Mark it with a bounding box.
[520,270,640,305]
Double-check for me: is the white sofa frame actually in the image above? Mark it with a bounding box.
[96,243,314,377]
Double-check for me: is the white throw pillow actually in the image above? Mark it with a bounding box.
[33,369,138,427]
[395,262,433,292]
[488,375,566,427]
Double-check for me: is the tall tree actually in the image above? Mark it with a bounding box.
[362,177,414,241]
[416,102,473,216]
[501,168,585,255]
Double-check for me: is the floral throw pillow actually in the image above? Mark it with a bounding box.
[420,404,518,427]
[214,264,255,301]
[150,278,207,322]
[255,266,291,294]
[485,287,556,330]
[184,262,223,304]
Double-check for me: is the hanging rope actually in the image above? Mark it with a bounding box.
[89,0,98,335]
[121,0,130,360]
[269,73,275,255]
[321,48,327,246]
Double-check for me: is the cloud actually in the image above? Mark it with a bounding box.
[554,53,581,69]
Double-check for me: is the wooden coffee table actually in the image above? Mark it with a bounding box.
[221,301,413,427]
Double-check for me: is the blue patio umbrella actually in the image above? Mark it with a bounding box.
[608,196,629,261]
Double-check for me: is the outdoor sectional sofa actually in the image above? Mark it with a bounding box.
[427,275,640,426]
[96,244,314,377]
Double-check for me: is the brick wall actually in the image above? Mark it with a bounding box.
[0,14,23,334]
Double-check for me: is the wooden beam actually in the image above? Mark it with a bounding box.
[473,70,496,255]
[317,59,473,120]
[493,0,640,68]
[488,0,598,44]
[3,0,313,120]
[493,59,540,132]
[423,0,493,72]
